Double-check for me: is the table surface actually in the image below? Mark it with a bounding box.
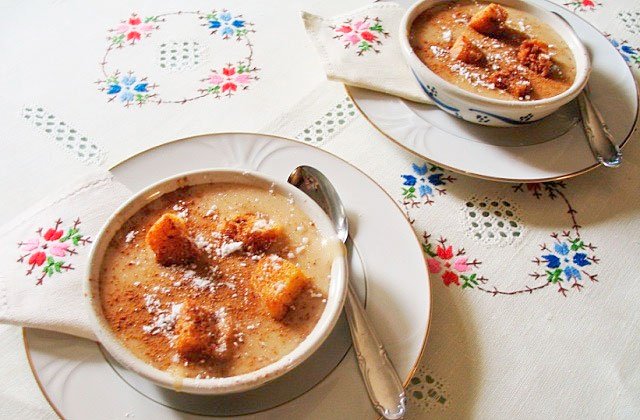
[1,0,639,418]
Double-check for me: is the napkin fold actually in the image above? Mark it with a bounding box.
[0,171,132,340]
[302,2,432,104]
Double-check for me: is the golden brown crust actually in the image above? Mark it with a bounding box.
[469,3,508,36]
[146,213,199,266]
[517,39,552,77]
[174,299,234,361]
[488,68,532,99]
[450,35,485,65]
[250,256,309,320]
[221,213,284,252]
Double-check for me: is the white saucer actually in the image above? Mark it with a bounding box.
[349,0,639,182]
[23,133,430,419]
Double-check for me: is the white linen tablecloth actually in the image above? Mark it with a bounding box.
[1,0,639,418]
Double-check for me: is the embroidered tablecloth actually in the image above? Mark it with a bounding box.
[1,0,639,418]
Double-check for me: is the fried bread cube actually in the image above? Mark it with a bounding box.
[221,213,283,252]
[517,39,552,77]
[469,3,508,36]
[450,36,485,65]
[146,213,199,266]
[250,255,309,320]
[489,69,532,99]
[174,300,234,361]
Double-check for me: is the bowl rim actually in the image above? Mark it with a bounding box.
[83,168,349,395]
[399,0,592,108]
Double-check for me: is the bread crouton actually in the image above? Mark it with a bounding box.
[450,36,485,65]
[488,69,532,99]
[174,300,234,361]
[221,213,283,252]
[146,213,199,266]
[517,39,552,77]
[469,3,508,36]
[250,255,309,320]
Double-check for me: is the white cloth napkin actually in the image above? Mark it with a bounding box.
[302,2,432,104]
[0,171,132,340]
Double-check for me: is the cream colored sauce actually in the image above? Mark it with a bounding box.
[99,183,337,378]
[410,1,576,100]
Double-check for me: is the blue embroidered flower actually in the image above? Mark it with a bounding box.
[400,161,455,201]
[208,11,247,38]
[428,173,445,186]
[540,238,592,283]
[609,37,640,66]
[419,184,433,197]
[104,74,151,104]
[401,175,417,186]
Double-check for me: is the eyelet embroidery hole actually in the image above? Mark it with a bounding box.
[21,106,105,165]
[295,97,357,144]
[407,365,449,412]
[463,196,524,245]
[158,40,204,72]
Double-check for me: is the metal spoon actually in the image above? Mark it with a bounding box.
[551,11,621,167]
[576,88,622,167]
[288,166,406,420]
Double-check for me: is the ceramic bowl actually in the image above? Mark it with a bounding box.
[84,169,348,395]
[399,0,591,127]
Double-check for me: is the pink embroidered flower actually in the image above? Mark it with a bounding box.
[114,15,156,44]
[423,237,481,288]
[204,63,255,98]
[331,17,389,55]
[17,218,91,285]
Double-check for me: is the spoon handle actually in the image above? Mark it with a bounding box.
[577,90,622,167]
[344,283,407,420]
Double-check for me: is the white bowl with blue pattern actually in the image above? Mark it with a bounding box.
[399,0,591,127]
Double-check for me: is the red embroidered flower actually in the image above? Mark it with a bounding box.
[43,228,63,241]
[442,270,459,286]
[336,25,352,33]
[581,0,595,6]
[361,31,376,42]
[436,245,454,260]
[28,252,47,266]
[114,14,155,44]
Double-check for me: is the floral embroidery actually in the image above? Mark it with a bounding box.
[200,62,258,98]
[423,235,483,289]
[109,14,161,46]
[96,71,157,106]
[99,10,258,106]
[563,0,602,12]
[607,36,640,68]
[331,17,390,55]
[403,176,600,297]
[401,162,456,206]
[531,232,598,296]
[205,10,248,39]
[17,218,92,285]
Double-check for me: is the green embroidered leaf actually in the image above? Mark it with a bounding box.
[47,256,55,264]
[111,34,125,45]
[402,186,417,199]
[54,262,63,273]
[570,239,585,251]
[236,29,248,37]
[72,234,82,246]
[369,23,384,33]
[60,228,78,243]
[360,41,372,51]
[546,268,563,283]
[423,243,437,257]
[460,273,477,289]
[143,16,158,23]
[206,13,218,20]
